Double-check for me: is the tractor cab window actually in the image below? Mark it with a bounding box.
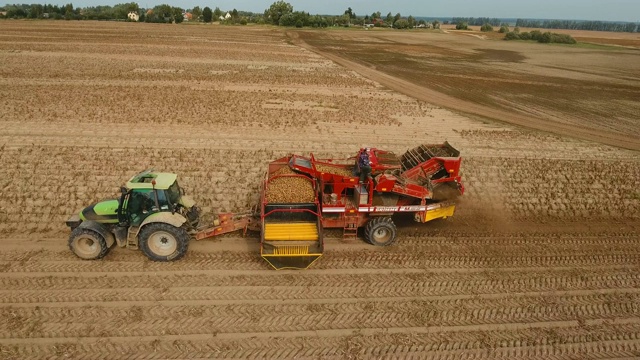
[156,190,170,210]
[167,181,181,205]
[128,190,156,225]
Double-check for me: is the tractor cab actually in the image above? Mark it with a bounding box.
[117,171,198,228]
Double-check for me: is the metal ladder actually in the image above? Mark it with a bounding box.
[343,211,359,241]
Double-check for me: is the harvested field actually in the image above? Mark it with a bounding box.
[294,28,640,150]
[0,21,639,359]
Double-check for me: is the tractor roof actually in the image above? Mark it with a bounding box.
[126,171,177,190]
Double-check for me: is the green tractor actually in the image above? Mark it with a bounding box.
[66,170,200,261]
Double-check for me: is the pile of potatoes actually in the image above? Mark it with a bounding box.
[266,167,315,203]
[315,163,354,177]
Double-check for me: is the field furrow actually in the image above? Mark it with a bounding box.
[2,267,639,292]
[2,324,640,359]
[2,292,639,339]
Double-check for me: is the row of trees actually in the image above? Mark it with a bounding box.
[263,1,437,29]
[452,17,501,26]
[0,2,202,22]
[505,29,577,44]
[144,4,185,23]
[0,2,258,23]
[3,2,636,33]
[516,19,638,33]
[2,3,83,19]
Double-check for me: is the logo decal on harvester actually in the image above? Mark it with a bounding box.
[360,206,427,212]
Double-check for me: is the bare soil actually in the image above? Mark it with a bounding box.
[294,28,640,150]
[0,21,639,359]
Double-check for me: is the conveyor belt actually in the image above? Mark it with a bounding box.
[263,222,319,241]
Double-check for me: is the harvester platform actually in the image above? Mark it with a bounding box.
[261,220,323,270]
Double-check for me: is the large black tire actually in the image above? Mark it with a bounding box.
[364,217,398,246]
[138,223,189,262]
[68,227,109,260]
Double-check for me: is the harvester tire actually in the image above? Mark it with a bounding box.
[364,217,397,246]
[139,223,189,262]
[68,227,110,260]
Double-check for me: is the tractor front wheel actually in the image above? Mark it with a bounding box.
[139,223,189,262]
[69,228,110,260]
[364,217,397,246]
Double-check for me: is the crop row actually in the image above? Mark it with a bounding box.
[0,85,422,128]
[0,55,364,86]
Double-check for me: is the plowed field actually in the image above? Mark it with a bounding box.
[1,22,639,359]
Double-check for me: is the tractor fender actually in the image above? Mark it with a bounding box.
[139,212,187,232]
[78,221,116,248]
[179,195,196,209]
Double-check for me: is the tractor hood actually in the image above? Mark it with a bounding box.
[79,199,119,224]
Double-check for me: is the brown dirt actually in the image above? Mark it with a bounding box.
[291,29,640,150]
[0,21,639,359]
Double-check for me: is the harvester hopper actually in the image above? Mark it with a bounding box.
[260,156,324,270]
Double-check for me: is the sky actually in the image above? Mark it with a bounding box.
[39,0,640,22]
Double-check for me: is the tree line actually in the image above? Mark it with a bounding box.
[0,2,256,23]
[0,1,439,29]
[516,19,638,33]
[505,29,577,44]
[2,1,636,33]
[452,17,501,26]
[262,1,434,29]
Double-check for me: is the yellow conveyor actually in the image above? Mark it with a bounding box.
[263,222,319,241]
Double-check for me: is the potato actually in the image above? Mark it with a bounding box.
[314,163,353,177]
[266,166,315,203]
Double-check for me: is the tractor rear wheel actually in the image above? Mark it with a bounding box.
[139,223,189,262]
[364,217,397,246]
[68,228,110,260]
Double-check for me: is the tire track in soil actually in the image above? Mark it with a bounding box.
[2,292,639,339]
[2,268,639,293]
[2,252,639,273]
[2,234,638,262]
[2,323,640,359]
[2,285,639,305]
[394,234,640,248]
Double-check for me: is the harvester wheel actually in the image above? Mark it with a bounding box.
[139,223,189,262]
[68,227,110,260]
[364,217,397,246]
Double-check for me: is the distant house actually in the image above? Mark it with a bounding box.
[372,18,385,27]
[128,11,139,21]
[183,12,192,21]
[219,12,231,21]
[0,11,7,17]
